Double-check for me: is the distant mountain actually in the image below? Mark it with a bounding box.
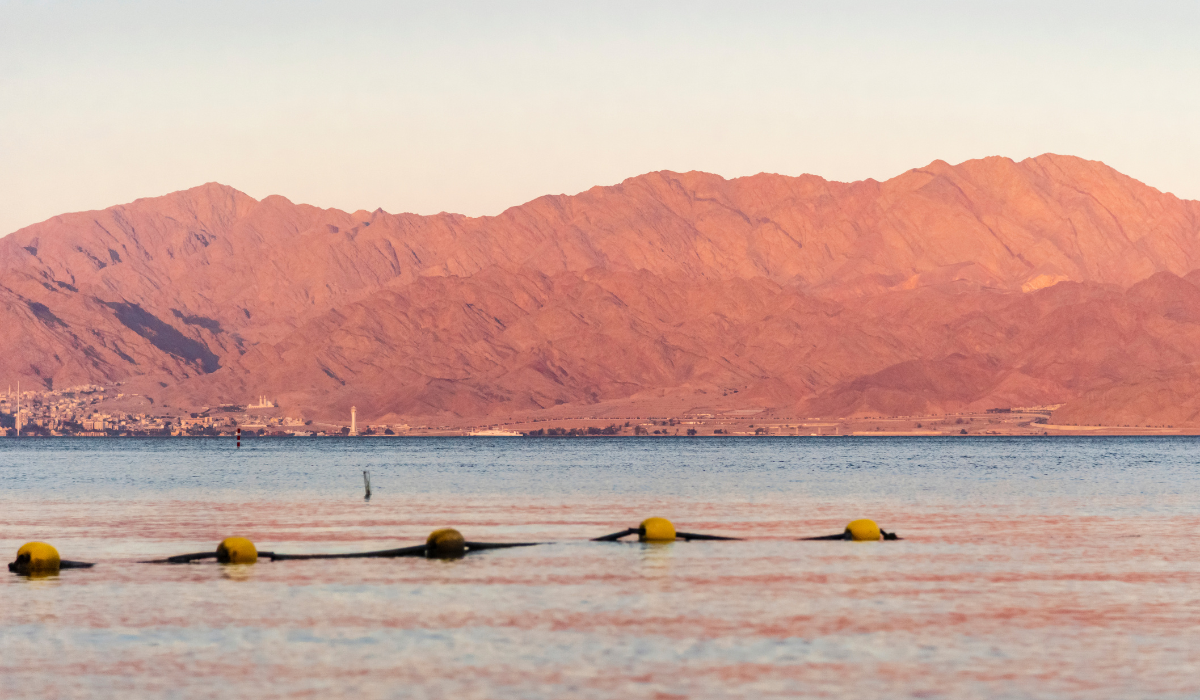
[4,154,1200,425]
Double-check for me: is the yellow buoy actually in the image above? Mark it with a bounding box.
[12,542,61,574]
[426,528,466,558]
[216,537,258,564]
[845,519,882,541]
[639,517,676,543]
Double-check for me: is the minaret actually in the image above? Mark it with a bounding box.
[15,380,19,437]
[350,406,357,436]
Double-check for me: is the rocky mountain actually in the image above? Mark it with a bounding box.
[3,154,1200,425]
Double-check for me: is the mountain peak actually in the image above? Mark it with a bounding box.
[4,155,1200,427]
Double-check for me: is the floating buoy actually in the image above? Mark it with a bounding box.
[592,518,740,542]
[426,528,467,558]
[801,518,901,541]
[639,517,676,543]
[10,542,59,574]
[845,519,881,541]
[216,537,258,564]
[7,542,95,575]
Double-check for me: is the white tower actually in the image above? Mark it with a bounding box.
[350,406,357,436]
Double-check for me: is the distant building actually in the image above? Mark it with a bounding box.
[349,406,358,436]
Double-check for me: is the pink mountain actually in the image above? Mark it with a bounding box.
[3,154,1200,426]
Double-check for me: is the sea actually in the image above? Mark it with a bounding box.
[2,436,1198,699]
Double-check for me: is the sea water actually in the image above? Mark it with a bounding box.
[2,437,1198,699]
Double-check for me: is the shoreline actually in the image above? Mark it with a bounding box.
[5,390,1192,438]
[4,431,1197,439]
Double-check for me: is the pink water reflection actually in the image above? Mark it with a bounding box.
[4,492,1200,699]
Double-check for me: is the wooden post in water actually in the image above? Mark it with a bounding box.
[236,426,241,449]
[363,470,371,501]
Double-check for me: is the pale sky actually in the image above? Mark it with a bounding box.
[2,1,1198,236]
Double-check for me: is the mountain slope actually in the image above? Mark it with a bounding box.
[3,154,1199,424]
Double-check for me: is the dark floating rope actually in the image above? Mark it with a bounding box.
[142,552,281,564]
[271,542,540,560]
[592,528,639,542]
[462,541,542,551]
[675,532,740,541]
[271,545,427,560]
[8,556,95,573]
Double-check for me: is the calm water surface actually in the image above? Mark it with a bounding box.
[2,437,1198,699]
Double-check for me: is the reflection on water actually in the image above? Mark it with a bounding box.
[638,542,675,580]
[219,564,255,582]
[2,437,1200,699]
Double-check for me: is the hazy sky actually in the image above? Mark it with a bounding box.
[2,1,1198,235]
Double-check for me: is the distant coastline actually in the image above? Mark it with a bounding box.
[2,384,1191,439]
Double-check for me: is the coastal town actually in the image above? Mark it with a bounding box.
[0,384,410,438]
[2,383,1188,438]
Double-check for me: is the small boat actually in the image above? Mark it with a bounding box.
[468,429,523,436]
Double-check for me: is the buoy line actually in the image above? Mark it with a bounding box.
[9,519,901,574]
[270,528,540,561]
[7,542,94,575]
[138,528,542,565]
[800,518,902,541]
[141,536,272,564]
[592,517,742,542]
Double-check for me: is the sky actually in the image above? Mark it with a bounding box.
[2,1,1199,235]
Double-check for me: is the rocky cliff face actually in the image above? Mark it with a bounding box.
[3,154,1200,424]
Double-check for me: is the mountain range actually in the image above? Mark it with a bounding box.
[3,154,1200,426]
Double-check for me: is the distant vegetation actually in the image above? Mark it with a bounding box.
[526,424,622,437]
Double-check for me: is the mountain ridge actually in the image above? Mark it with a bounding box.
[4,154,1200,425]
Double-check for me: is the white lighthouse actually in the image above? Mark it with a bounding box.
[349,406,358,436]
